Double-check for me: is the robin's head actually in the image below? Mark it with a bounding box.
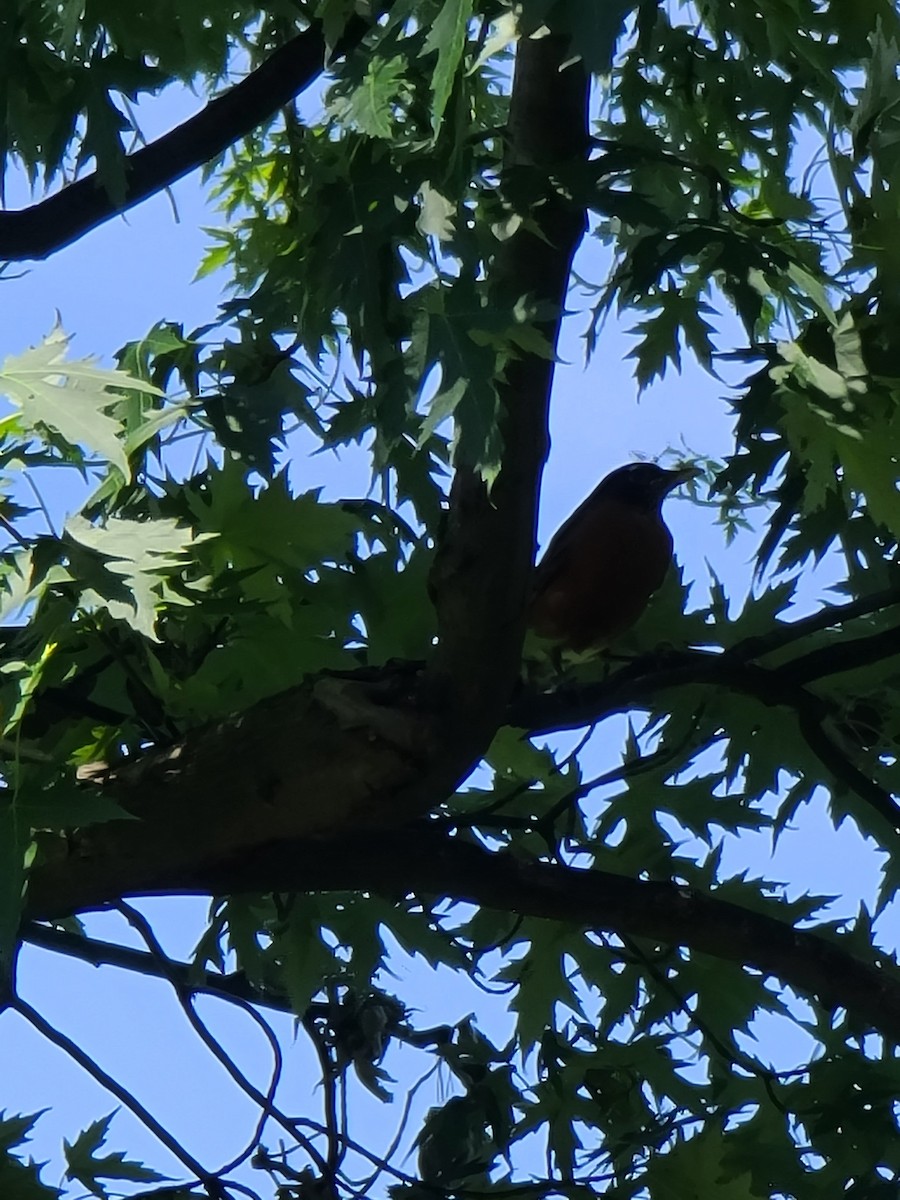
[596,462,698,512]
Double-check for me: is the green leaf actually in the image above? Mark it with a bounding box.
[423,0,473,133]
[498,919,586,1049]
[0,1111,58,1200]
[643,1127,759,1200]
[0,328,162,480]
[12,778,134,834]
[65,515,210,640]
[417,181,457,242]
[786,261,838,325]
[317,0,359,48]
[78,81,128,206]
[773,339,849,400]
[328,54,409,140]
[278,901,340,1014]
[64,1113,167,1199]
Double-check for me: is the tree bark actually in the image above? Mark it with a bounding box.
[28,824,900,1042]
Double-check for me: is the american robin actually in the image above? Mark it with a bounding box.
[529,462,696,651]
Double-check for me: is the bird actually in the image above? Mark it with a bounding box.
[528,461,697,652]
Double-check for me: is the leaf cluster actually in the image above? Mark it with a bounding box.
[5,3,900,1200]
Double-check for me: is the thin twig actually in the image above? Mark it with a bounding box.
[0,511,31,549]
[113,902,331,1180]
[301,1001,342,1184]
[10,993,219,1193]
[354,1061,442,1196]
[291,1116,422,1188]
[23,473,57,538]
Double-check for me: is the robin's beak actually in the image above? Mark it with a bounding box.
[660,463,700,493]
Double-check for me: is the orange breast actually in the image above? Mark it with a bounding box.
[529,501,673,651]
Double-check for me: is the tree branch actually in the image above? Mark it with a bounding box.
[11,993,218,1190]
[28,671,441,916]
[32,827,899,1042]
[774,621,900,687]
[23,921,295,1009]
[0,19,367,260]
[424,34,589,771]
[23,922,453,1052]
[511,648,897,835]
[728,586,900,663]
[25,620,900,932]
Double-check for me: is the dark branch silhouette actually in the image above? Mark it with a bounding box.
[0,18,367,261]
[23,921,453,1052]
[727,586,900,662]
[511,637,900,832]
[11,993,218,1189]
[25,814,900,1061]
[189,827,900,1042]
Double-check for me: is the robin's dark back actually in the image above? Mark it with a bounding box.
[529,462,695,651]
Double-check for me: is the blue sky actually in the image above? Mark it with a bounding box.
[1,73,894,1199]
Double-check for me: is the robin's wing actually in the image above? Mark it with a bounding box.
[530,499,674,648]
[531,484,606,592]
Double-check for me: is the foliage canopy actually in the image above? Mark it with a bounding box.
[3,1,900,1198]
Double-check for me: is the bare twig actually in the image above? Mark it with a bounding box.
[10,993,220,1194]
[111,902,328,1179]
[301,1002,343,1188]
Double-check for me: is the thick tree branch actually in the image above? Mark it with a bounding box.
[425,35,589,763]
[202,831,900,1042]
[26,606,900,928]
[28,828,900,1041]
[0,20,367,260]
[28,671,439,915]
[19,36,592,926]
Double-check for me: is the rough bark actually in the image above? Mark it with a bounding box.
[30,672,436,915]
